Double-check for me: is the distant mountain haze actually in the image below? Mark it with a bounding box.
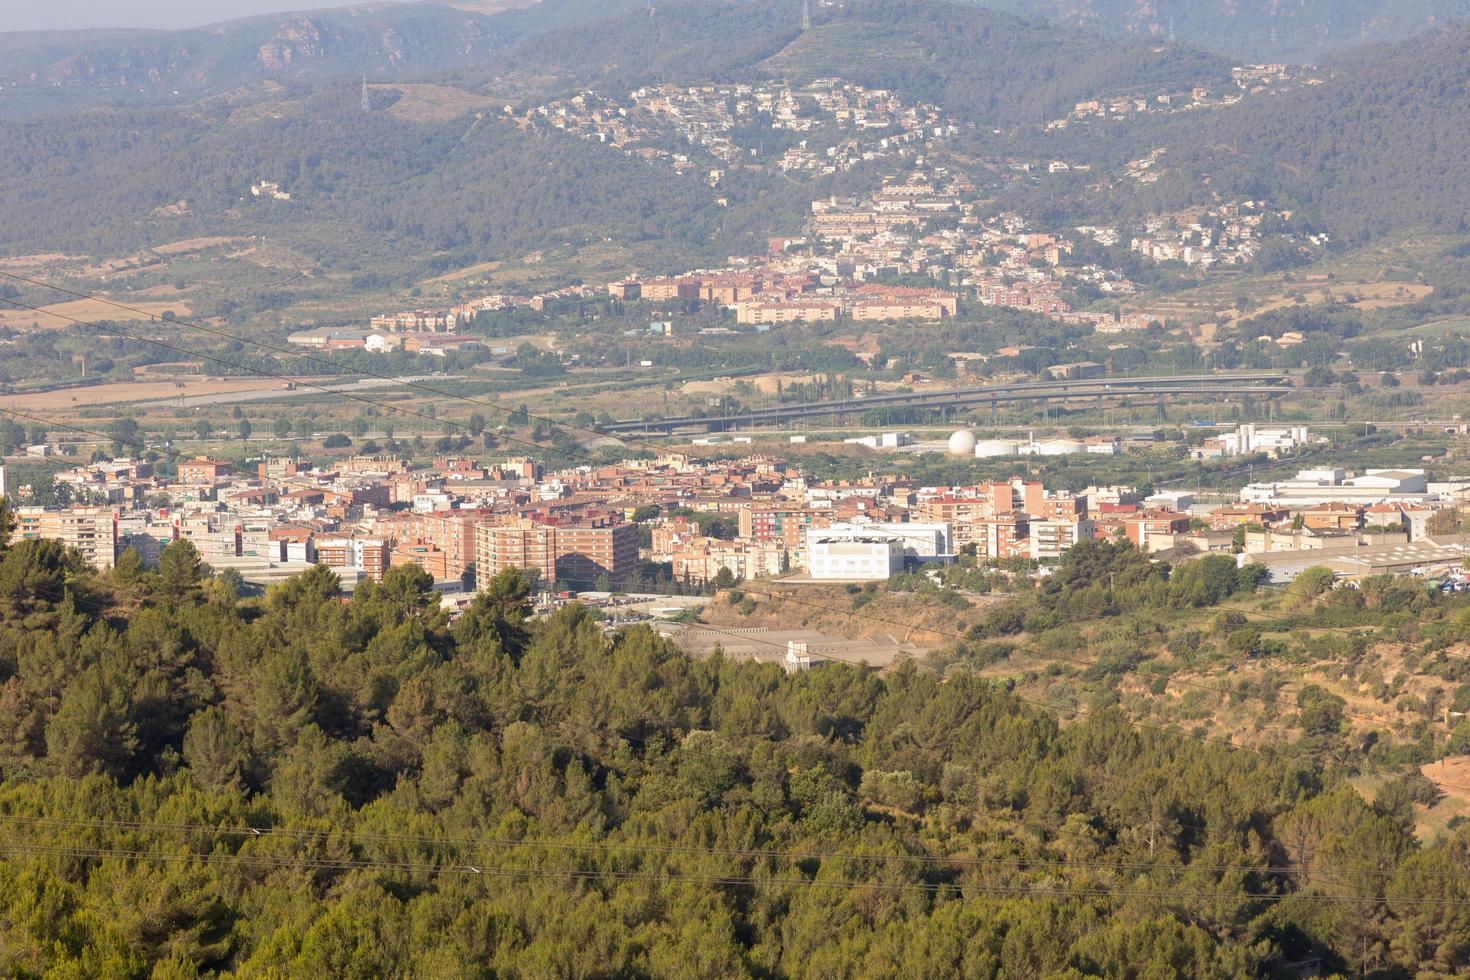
[0,3,522,113]
[0,0,631,113]
[0,0,546,32]
[2,0,1469,263]
[0,0,1223,260]
[0,0,370,32]
[9,0,1469,59]
[974,0,1470,60]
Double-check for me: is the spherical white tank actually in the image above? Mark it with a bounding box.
[947,429,977,456]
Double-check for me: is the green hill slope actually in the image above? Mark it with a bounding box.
[0,86,742,265]
[1152,22,1470,244]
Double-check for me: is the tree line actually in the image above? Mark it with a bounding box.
[0,508,1469,974]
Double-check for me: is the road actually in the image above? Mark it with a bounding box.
[602,373,1298,434]
[142,375,454,408]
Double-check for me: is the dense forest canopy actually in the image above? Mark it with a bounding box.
[3,523,1470,975]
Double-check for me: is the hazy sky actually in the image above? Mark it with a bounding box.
[1,0,365,33]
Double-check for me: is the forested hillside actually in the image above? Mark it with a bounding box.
[5,0,1470,264]
[1146,21,1470,245]
[0,84,811,269]
[484,0,1229,126]
[980,0,1470,60]
[0,0,1223,266]
[4,526,1470,975]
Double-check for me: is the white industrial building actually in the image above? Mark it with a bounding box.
[1023,438,1085,457]
[1242,537,1470,585]
[1239,468,1435,508]
[1199,424,1313,459]
[805,530,905,581]
[844,432,913,449]
[973,438,1017,458]
[825,520,953,558]
[1145,491,1194,511]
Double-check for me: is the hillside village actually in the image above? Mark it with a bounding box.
[1045,62,1319,130]
[516,79,955,179]
[290,65,1325,357]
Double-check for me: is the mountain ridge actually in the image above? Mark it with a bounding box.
[477,0,1229,126]
[0,4,515,114]
[974,0,1470,60]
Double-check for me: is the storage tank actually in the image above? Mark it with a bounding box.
[1035,439,1085,456]
[947,429,977,457]
[973,439,1019,458]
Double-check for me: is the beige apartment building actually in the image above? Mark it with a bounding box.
[12,506,117,570]
[476,515,638,587]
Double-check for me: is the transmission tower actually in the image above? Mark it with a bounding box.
[802,0,812,32]
[361,74,370,113]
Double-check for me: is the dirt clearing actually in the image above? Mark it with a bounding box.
[0,298,191,332]
[0,378,281,411]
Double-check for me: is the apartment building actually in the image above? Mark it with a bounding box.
[13,506,118,570]
[918,495,993,548]
[476,515,637,587]
[554,516,640,586]
[850,300,949,321]
[1030,517,1095,561]
[389,541,452,582]
[1124,511,1192,553]
[116,513,174,566]
[740,505,834,549]
[316,537,389,582]
[971,514,1031,560]
[477,518,558,584]
[735,301,842,325]
[672,538,786,585]
[178,458,233,485]
[176,514,242,562]
[378,509,484,580]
